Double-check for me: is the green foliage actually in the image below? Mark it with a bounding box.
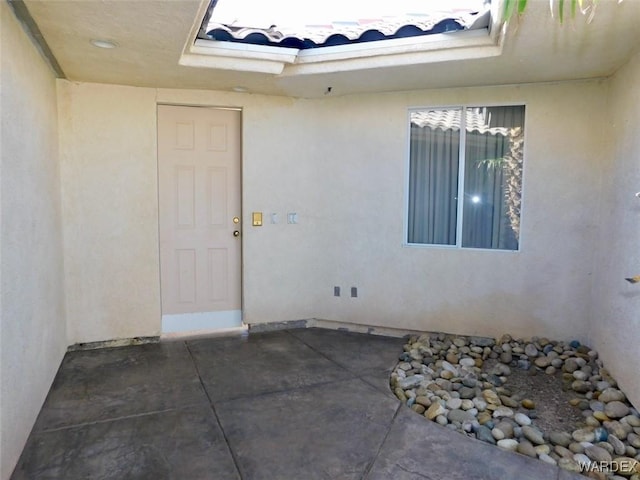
[501,0,607,24]
[476,158,504,170]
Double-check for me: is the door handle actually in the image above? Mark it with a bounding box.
[233,230,240,237]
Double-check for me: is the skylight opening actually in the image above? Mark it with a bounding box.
[202,0,491,50]
[185,0,500,78]
[211,0,489,31]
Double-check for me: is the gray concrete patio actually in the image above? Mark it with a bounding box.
[11,328,585,479]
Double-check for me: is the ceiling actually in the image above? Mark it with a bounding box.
[20,0,640,98]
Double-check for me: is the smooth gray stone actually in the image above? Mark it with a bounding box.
[469,337,495,348]
[524,344,538,357]
[585,445,612,463]
[514,413,532,426]
[563,358,579,373]
[608,434,627,455]
[517,440,538,458]
[549,431,573,447]
[448,408,475,424]
[605,400,630,419]
[522,425,545,445]
[397,375,425,389]
[476,425,497,444]
[459,386,477,399]
[599,388,626,403]
[500,351,513,364]
[628,432,640,448]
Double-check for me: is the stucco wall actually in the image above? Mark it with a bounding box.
[161,84,607,342]
[0,3,67,478]
[590,50,640,409]
[297,84,606,341]
[59,81,607,345]
[57,82,161,344]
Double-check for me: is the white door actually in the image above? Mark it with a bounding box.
[158,105,242,333]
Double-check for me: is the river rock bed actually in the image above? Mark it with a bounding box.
[390,333,640,479]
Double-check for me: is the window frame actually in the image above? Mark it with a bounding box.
[403,102,528,252]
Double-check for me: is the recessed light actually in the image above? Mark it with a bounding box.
[232,86,249,93]
[90,39,117,49]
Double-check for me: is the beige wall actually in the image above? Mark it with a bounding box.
[59,80,607,346]
[58,82,161,344]
[589,50,640,409]
[0,3,67,478]
[160,84,607,341]
[295,84,607,341]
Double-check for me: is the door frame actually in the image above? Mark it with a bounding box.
[156,103,244,334]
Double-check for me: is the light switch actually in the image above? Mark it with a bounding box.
[270,213,278,224]
[252,212,263,226]
[287,212,298,224]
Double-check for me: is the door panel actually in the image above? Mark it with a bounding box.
[158,105,242,332]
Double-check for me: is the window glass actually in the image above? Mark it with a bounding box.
[408,105,525,250]
[408,108,461,245]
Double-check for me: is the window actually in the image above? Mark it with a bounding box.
[407,105,525,250]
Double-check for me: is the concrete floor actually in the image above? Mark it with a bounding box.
[12,328,585,479]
